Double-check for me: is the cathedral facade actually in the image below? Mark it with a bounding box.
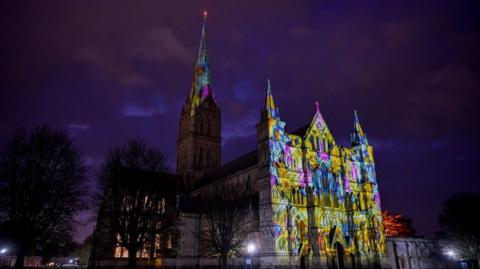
[90,13,390,269]
[175,14,387,269]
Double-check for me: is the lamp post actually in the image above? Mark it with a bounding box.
[245,242,256,269]
[444,248,456,260]
[0,248,9,268]
[446,250,455,258]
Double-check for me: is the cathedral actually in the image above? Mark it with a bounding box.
[173,14,387,269]
[91,12,396,269]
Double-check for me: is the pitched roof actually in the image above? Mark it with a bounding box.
[290,124,310,137]
[195,149,258,189]
[191,123,310,191]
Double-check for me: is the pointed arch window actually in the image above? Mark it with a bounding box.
[200,147,205,167]
[197,117,203,134]
[206,118,211,136]
[202,116,208,135]
[309,137,315,150]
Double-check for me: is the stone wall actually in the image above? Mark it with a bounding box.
[386,237,448,269]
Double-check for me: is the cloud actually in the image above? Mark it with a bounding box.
[121,97,167,117]
[68,123,91,137]
[69,123,90,130]
[127,26,193,65]
[122,105,155,117]
[220,80,264,141]
[398,64,480,137]
[76,47,150,87]
[232,80,256,101]
[223,111,258,140]
[75,26,192,88]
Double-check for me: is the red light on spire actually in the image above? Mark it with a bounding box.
[203,10,208,18]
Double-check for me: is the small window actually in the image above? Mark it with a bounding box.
[333,193,339,208]
[323,194,331,207]
[167,234,173,249]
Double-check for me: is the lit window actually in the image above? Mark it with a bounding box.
[167,234,173,249]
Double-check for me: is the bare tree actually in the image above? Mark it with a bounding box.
[437,193,480,267]
[0,126,88,269]
[198,180,257,269]
[97,141,177,269]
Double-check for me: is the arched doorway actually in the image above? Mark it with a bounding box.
[350,253,356,269]
[343,253,356,269]
[334,242,345,269]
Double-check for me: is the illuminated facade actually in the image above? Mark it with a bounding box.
[91,12,388,269]
[177,14,387,269]
[255,81,386,268]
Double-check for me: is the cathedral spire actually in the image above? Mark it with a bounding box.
[351,110,368,146]
[262,79,279,120]
[188,10,213,115]
[177,10,221,190]
[195,10,211,94]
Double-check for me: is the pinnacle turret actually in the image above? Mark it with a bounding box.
[261,79,279,120]
[351,110,368,146]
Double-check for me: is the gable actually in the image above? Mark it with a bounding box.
[304,111,337,154]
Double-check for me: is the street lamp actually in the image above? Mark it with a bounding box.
[445,249,456,259]
[247,243,256,255]
[0,248,7,255]
[245,242,256,269]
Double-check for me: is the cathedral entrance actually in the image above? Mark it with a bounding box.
[344,253,356,269]
[333,242,345,269]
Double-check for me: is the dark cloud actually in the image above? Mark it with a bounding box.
[127,26,193,65]
[1,1,479,242]
[75,47,152,87]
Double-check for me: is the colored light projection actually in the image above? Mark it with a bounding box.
[188,11,214,116]
[263,85,385,259]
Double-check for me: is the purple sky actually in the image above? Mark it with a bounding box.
[1,1,479,242]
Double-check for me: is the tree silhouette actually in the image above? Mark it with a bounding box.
[437,193,480,267]
[382,210,416,237]
[96,141,176,269]
[0,126,87,269]
[197,180,257,269]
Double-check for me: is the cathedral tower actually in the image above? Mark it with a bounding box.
[256,79,283,266]
[176,11,221,190]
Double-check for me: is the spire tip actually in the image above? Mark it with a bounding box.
[203,10,208,19]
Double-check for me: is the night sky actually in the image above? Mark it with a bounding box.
[1,1,479,242]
